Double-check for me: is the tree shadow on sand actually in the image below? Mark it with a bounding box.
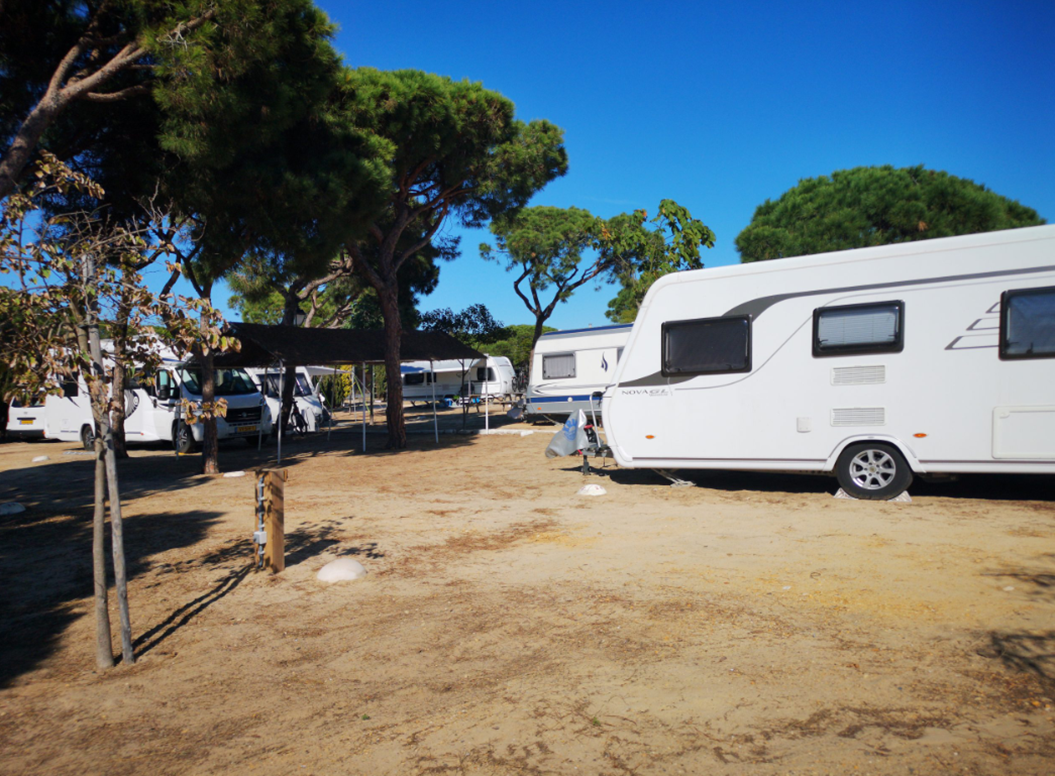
[132,520,383,658]
[0,508,223,688]
[981,554,1055,693]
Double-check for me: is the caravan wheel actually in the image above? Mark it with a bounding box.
[80,425,95,451]
[836,443,913,500]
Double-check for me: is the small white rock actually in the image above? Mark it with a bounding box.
[0,502,26,516]
[317,558,367,582]
[32,455,49,463]
[578,483,607,496]
[223,471,246,478]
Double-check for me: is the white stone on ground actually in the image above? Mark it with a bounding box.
[0,502,26,516]
[32,456,48,463]
[317,557,367,582]
[578,483,606,496]
[223,471,246,478]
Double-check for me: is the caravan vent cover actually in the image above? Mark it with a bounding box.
[831,365,886,385]
[831,407,885,427]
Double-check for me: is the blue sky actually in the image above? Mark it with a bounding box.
[241,1,1053,328]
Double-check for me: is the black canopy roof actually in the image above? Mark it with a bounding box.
[214,322,482,368]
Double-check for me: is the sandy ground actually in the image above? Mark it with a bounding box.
[1,405,1053,776]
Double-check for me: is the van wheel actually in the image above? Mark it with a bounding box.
[836,443,913,500]
[81,425,95,451]
[173,423,195,454]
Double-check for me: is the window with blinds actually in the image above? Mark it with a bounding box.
[542,353,576,379]
[1000,286,1055,360]
[813,301,904,357]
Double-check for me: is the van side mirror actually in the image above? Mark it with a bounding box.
[158,385,172,401]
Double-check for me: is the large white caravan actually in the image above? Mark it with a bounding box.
[45,345,271,452]
[526,324,631,420]
[401,356,517,403]
[602,225,1055,499]
[246,366,328,433]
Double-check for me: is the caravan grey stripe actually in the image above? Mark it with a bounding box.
[723,263,1055,320]
[617,263,1055,389]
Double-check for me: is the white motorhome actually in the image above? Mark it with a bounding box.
[6,398,46,440]
[526,324,632,420]
[44,345,271,452]
[602,225,1055,499]
[401,356,517,403]
[247,366,328,433]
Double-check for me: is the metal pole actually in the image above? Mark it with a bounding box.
[361,362,366,452]
[484,354,490,432]
[258,365,267,451]
[277,361,284,465]
[328,366,335,442]
[430,358,438,443]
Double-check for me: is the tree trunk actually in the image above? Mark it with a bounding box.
[0,96,60,201]
[103,432,134,664]
[377,286,406,448]
[201,349,219,474]
[92,432,113,669]
[110,357,129,459]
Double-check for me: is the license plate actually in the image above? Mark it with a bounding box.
[237,425,257,433]
[20,419,32,425]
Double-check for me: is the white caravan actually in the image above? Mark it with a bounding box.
[6,398,46,440]
[602,225,1055,499]
[401,356,517,403]
[526,324,632,420]
[44,346,271,452]
[246,366,328,433]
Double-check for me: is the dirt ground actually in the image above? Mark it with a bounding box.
[1,406,1053,775]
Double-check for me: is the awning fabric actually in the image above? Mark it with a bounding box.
[215,322,482,368]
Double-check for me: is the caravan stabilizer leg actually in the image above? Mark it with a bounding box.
[654,469,696,488]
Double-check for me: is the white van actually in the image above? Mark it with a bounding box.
[44,347,271,452]
[6,398,46,440]
[401,356,517,403]
[602,225,1055,499]
[526,324,631,420]
[246,366,327,433]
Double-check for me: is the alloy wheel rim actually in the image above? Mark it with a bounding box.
[849,449,896,490]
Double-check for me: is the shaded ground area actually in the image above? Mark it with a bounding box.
[0,418,1053,775]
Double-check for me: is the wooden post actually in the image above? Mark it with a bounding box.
[262,468,287,573]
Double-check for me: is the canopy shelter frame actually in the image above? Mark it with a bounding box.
[212,323,483,465]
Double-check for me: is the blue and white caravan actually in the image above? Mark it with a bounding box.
[526,324,632,421]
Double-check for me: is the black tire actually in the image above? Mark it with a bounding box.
[173,423,195,454]
[80,424,95,451]
[836,442,913,500]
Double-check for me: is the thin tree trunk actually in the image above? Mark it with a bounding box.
[111,357,129,459]
[201,349,219,474]
[87,301,134,664]
[103,436,134,663]
[378,287,406,448]
[92,435,113,669]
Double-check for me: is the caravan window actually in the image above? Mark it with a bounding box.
[662,316,751,376]
[1000,286,1055,359]
[813,301,904,357]
[476,367,496,382]
[542,353,576,380]
[61,379,79,398]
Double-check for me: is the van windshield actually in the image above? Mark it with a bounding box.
[260,373,312,398]
[178,367,258,396]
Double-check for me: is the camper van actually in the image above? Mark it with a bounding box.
[246,366,327,433]
[401,356,517,403]
[6,398,46,440]
[601,225,1055,500]
[44,345,271,452]
[526,324,632,420]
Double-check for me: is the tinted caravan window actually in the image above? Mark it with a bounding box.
[662,316,751,376]
[813,301,904,357]
[1001,286,1055,359]
[542,353,576,379]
